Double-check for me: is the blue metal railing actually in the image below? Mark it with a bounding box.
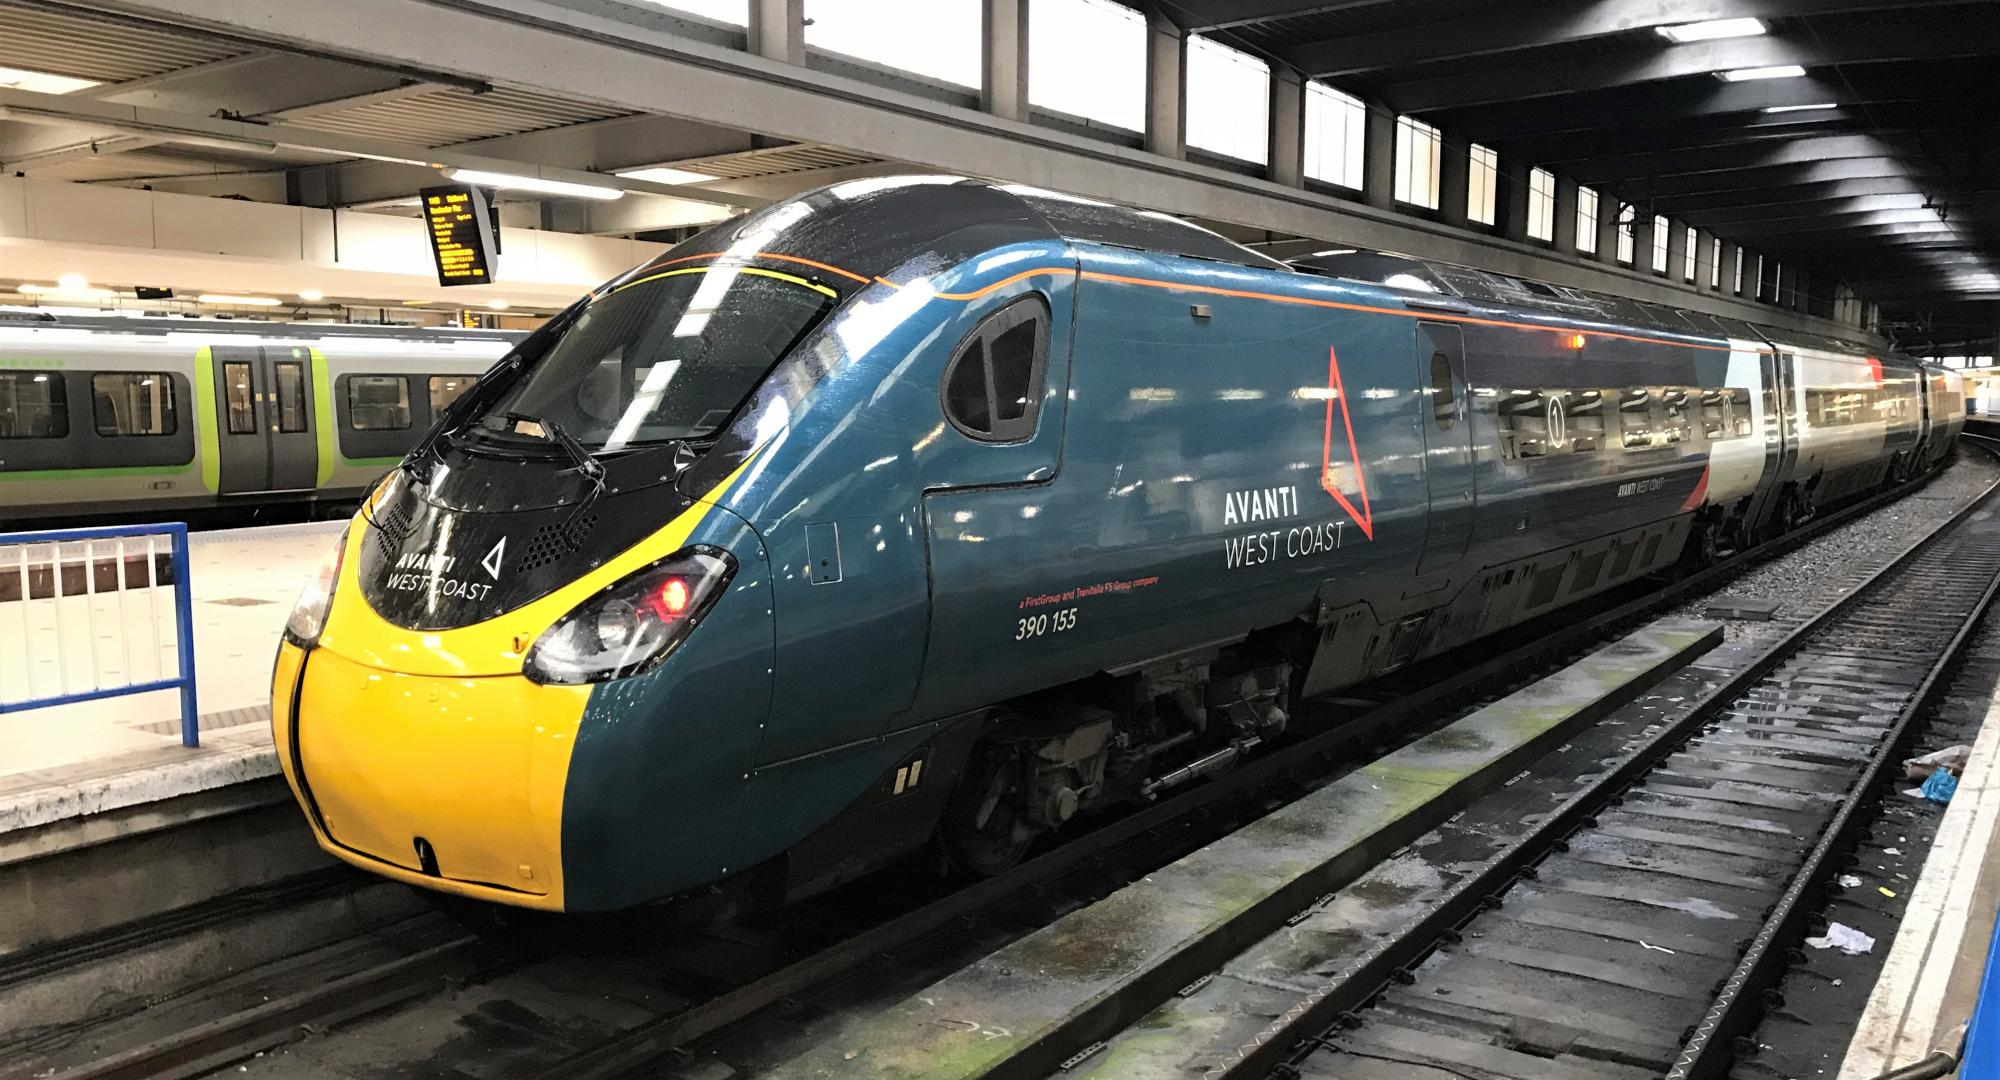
[0,523,200,746]
[1960,898,2000,1076]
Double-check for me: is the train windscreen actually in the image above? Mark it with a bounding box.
[464,267,836,453]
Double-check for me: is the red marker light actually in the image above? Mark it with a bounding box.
[653,577,691,619]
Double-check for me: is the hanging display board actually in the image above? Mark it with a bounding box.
[420,183,497,286]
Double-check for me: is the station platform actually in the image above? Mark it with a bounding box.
[0,520,339,836]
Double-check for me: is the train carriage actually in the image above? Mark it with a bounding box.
[37,176,1935,914]
[0,313,515,524]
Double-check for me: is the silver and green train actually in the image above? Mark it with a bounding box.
[0,312,517,525]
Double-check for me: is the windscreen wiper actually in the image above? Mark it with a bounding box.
[502,412,605,485]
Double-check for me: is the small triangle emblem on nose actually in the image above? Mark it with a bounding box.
[482,537,507,580]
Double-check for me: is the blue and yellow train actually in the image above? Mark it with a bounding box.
[271,177,1964,912]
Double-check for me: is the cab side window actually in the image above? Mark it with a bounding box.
[941,297,1049,443]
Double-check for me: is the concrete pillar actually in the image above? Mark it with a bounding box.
[1144,7,1186,160]
[1437,131,1471,228]
[749,0,803,63]
[1268,66,1304,188]
[1553,175,1579,251]
[1666,219,1690,283]
[1693,229,1716,291]
[1363,105,1395,210]
[287,166,339,209]
[982,0,1031,121]
[1792,269,1810,312]
[1598,200,1623,266]
[1498,156,1530,240]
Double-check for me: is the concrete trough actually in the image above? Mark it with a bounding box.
[764,619,1723,1080]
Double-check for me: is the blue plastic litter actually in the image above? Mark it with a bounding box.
[1921,768,1958,804]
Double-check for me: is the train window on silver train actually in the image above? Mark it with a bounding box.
[0,371,68,439]
[348,375,412,431]
[428,376,472,416]
[224,362,256,435]
[273,362,307,434]
[91,373,177,437]
[941,296,1049,443]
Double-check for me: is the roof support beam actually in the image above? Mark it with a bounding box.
[1569,134,1913,185]
[1290,0,1954,78]
[1374,20,1995,114]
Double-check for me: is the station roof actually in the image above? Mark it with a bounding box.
[0,0,1993,350]
[1178,0,2000,347]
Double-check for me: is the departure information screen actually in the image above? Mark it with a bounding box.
[421,184,497,286]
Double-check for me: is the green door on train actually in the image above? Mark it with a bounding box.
[208,345,318,494]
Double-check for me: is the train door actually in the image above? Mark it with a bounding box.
[209,345,318,494]
[1415,322,1474,574]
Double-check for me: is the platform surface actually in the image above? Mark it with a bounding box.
[764,619,1723,1080]
[0,520,340,833]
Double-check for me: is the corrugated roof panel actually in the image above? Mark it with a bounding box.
[0,0,245,82]
[286,85,634,146]
[670,144,879,180]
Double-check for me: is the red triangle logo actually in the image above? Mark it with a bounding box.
[1320,345,1375,541]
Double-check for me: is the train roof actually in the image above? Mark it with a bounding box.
[642,175,1287,289]
[0,308,522,345]
[1289,249,1898,361]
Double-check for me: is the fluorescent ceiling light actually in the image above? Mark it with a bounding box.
[1656,17,1766,42]
[486,299,510,310]
[616,166,715,185]
[197,293,282,306]
[1720,65,1807,81]
[446,168,623,200]
[1763,102,1838,113]
[298,289,325,302]
[20,283,115,299]
[57,272,88,290]
[0,65,101,95]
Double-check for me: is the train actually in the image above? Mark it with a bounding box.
[0,311,517,525]
[267,176,1965,914]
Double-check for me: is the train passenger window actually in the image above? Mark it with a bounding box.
[428,376,472,416]
[941,297,1049,443]
[1497,389,1605,459]
[1498,391,1546,457]
[1619,389,1653,449]
[0,371,68,439]
[273,363,308,433]
[223,363,256,435]
[1429,352,1455,431]
[91,373,177,436]
[1562,390,1606,451]
[1659,389,1690,444]
[1700,390,1728,438]
[348,375,412,431]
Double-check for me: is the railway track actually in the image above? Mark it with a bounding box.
[13,454,1986,1080]
[1038,441,2000,1080]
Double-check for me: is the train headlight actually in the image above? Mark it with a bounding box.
[284,527,349,648]
[525,546,736,685]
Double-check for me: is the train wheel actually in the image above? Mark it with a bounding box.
[943,736,1039,877]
